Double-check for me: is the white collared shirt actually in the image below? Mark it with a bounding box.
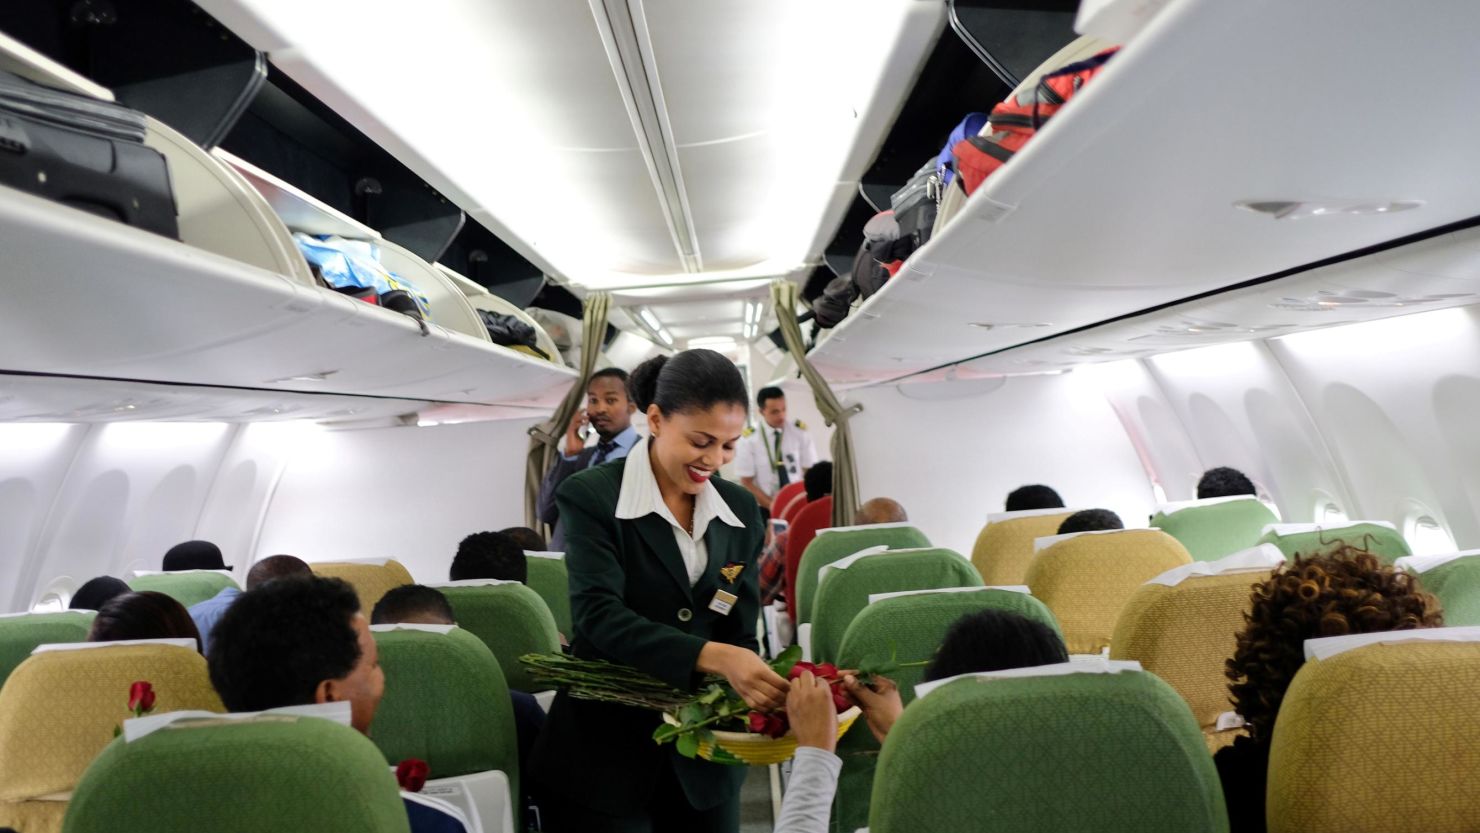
[733,421,819,497]
[615,437,745,586]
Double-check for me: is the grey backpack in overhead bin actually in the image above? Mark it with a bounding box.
[891,157,940,247]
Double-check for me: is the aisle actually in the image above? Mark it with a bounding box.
[738,763,776,832]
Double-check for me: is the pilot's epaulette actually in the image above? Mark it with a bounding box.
[794,419,807,430]
[742,425,754,437]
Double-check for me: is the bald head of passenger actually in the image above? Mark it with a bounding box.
[245,555,312,590]
[857,497,908,525]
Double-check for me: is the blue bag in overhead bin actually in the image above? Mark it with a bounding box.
[293,233,431,319]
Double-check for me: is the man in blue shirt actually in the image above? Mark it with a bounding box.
[537,367,638,549]
[188,554,311,655]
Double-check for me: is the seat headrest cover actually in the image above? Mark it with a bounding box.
[815,521,917,536]
[915,658,1142,699]
[369,623,457,634]
[1154,495,1266,516]
[31,638,197,655]
[424,578,521,588]
[124,700,351,742]
[1395,550,1480,574]
[524,551,566,560]
[869,585,1029,605]
[129,569,239,584]
[986,507,1079,524]
[1145,544,1285,586]
[817,545,890,577]
[0,609,93,620]
[1034,527,1143,552]
[1262,520,1397,537]
[1303,625,1480,661]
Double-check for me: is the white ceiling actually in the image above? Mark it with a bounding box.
[809,0,1480,387]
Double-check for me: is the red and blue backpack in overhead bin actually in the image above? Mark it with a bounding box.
[952,47,1119,197]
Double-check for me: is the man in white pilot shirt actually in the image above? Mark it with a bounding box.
[735,386,819,510]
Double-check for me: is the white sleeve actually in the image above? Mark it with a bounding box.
[734,436,759,478]
[799,432,820,469]
[774,746,842,833]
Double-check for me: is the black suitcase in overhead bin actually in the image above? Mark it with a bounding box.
[0,70,178,239]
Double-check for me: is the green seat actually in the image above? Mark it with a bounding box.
[128,571,238,607]
[796,525,932,626]
[810,548,982,664]
[1259,522,1411,564]
[524,555,572,637]
[832,589,1062,833]
[436,583,561,692]
[0,611,93,690]
[371,627,520,815]
[64,714,410,833]
[1151,499,1279,561]
[869,669,1228,833]
[1402,553,1480,626]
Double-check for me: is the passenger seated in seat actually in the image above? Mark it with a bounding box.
[69,576,131,611]
[500,526,548,553]
[162,539,229,572]
[190,554,311,656]
[208,577,466,833]
[1005,484,1065,512]
[855,497,908,525]
[451,531,528,583]
[372,584,546,803]
[1215,548,1442,833]
[804,461,834,502]
[842,609,1068,744]
[759,495,906,606]
[89,591,203,652]
[1196,467,1257,499]
[1056,508,1124,535]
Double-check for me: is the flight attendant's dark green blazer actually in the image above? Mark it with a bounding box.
[528,456,767,816]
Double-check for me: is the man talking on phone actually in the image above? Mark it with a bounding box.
[536,367,639,549]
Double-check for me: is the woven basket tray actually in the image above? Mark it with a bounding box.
[664,707,861,766]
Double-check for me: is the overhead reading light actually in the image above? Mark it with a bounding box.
[1234,199,1423,220]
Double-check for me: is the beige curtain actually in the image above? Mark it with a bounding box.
[524,292,611,530]
[769,279,861,527]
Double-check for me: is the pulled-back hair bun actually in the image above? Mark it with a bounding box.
[630,349,747,416]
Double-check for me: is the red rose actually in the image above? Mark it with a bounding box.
[813,663,839,680]
[396,758,430,792]
[788,661,816,680]
[831,688,852,713]
[128,681,156,714]
[763,713,790,739]
[747,712,770,734]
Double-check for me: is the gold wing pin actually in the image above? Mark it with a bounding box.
[720,563,745,584]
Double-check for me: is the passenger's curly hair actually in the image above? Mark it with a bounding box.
[1226,547,1443,742]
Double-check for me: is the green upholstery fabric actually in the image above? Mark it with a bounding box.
[810,549,982,664]
[128,572,238,607]
[1259,523,1411,564]
[0,612,93,691]
[525,557,573,637]
[64,715,410,833]
[1413,556,1480,626]
[796,526,932,626]
[1151,500,1279,562]
[440,584,561,692]
[372,627,518,804]
[831,590,1062,833]
[869,671,1228,833]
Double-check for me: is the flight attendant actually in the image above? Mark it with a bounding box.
[530,349,788,833]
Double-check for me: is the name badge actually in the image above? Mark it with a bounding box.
[708,589,738,616]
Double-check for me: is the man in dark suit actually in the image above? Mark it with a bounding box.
[537,368,638,549]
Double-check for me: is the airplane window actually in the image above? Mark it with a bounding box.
[1406,514,1457,556]
[1251,480,1283,520]
[30,592,67,613]
[1319,502,1349,524]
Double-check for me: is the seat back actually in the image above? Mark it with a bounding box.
[810,548,982,663]
[371,626,520,807]
[831,589,1062,832]
[64,713,410,833]
[1110,558,1279,746]
[784,496,833,620]
[311,560,415,613]
[795,524,932,625]
[771,481,805,518]
[0,612,94,690]
[436,583,561,692]
[780,492,810,525]
[128,571,238,607]
[523,554,572,637]
[1401,553,1480,626]
[1150,498,1279,562]
[0,643,222,829]
[1268,638,1480,833]
[869,668,1227,833]
[971,509,1075,585]
[1259,522,1410,564]
[1026,530,1193,654]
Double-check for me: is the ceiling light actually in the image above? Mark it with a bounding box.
[1234,199,1423,220]
[656,328,674,346]
[689,336,737,351]
[639,308,661,331]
